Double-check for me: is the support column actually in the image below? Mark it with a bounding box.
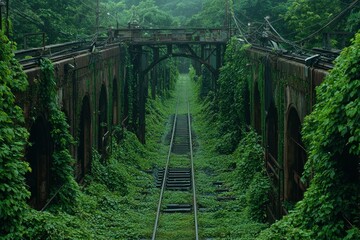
[138,70,146,143]
[138,46,148,144]
[151,47,159,99]
[214,44,222,90]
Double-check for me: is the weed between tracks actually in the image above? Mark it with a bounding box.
[154,74,269,239]
[157,213,195,239]
[189,78,270,239]
[23,73,269,239]
[169,154,191,168]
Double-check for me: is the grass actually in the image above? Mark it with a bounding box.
[24,72,269,239]
[154,74,269,239]
[157,213,195,239]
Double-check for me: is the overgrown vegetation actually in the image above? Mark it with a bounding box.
[197,38,251,154]
[257,32,360,240]
[22,93,175,239]
[9,0,359,49]
[0,32,29,239]
[190,76,270,239]
[38,58,79,212]
[214,39,251,153]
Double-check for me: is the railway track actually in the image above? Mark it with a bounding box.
[251,44,336,70]
[152,100,198,240]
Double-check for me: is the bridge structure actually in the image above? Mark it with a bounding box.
[17,27,331,220]
[110,28,230,142]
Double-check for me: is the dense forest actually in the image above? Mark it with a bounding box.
[1,0,359,239]
[7,0,360,49]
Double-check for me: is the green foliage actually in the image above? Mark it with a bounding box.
[246,172,271,222]
[193,94,269,238]
[186,0,226,27]
[230,131,264,190]
[257,32,360,240]
[39,58,79,212]
[92,130,152,194]
[22,89,171,239]
[213,38,251,153]
[278,0,359,48]
[234,0,288,24]
[11,0,96,47]
[128,0,178,27]
[0,32,30,238]
[227,130,270,222]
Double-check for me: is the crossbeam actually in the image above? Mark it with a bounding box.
[113,28,232,44]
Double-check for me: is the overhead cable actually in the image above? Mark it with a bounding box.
[295,0,359,43]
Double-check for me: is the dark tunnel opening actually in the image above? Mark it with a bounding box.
[77,96,92,181]
[285,107,306,203]
[25,117,52,210]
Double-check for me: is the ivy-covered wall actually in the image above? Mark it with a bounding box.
[257,31,360,240]
[246,48,328,218]
[20,45,122,212]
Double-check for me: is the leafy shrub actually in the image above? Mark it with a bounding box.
[257,31,360,240]
[39,59,79,212]
[214,38,251,154]
[246,172,271,222]
[231,130,264,191]
[0,32,30,238]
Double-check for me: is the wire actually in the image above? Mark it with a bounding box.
[232,15,250,43]
[294,0,359,43]
[264,17,317,54]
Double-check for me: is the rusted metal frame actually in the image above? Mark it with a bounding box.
[267,205,277,221]
[40,184,65,212]
[116,28,231,44]
[185,44,200,59]
[268,152,282,169]
[267,161,280,180]
[204,46,217,62]
[293,170,306,191]
[289,136,307,153]
[142,52,217,76]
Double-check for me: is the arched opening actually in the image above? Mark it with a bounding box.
[98,84,108,154]
[77,96,91,181]
[265,101,280,220]
[112,78,119,125]
[254,82,261,134]
[25,117,52,210]
[285,107,306,203]
[143,53,217,77]
[266,102,278,162]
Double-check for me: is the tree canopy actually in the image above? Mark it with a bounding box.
[5,0,359,49]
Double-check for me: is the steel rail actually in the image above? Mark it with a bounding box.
[151,100,178,240]
[188,100,199,240]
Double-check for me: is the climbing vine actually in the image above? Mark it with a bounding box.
[213,38,251,154]
[39,58,79,211]
[257,32,360,240]
[230,130,271,222]
[0,33,30,238]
